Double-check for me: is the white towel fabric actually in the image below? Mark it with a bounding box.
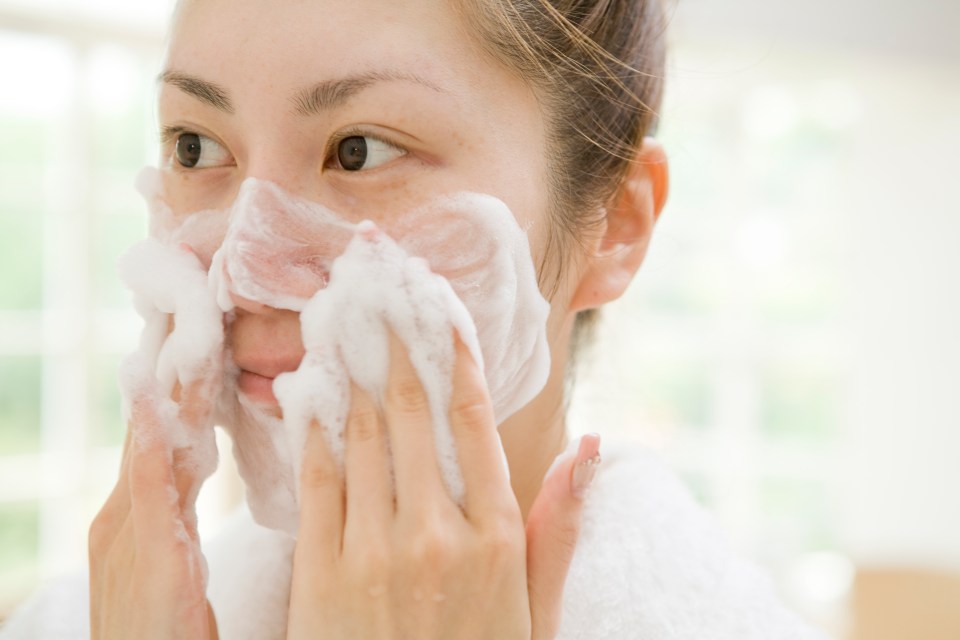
[0,440,829,639]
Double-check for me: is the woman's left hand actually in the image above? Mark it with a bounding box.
[285,334,597,640]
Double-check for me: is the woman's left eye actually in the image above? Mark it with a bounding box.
[332,135,406,172]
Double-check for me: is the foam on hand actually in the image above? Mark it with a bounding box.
[272,221,488,520]
[128,167,551,535]
[115,233,224,580]
[118,239,224,396]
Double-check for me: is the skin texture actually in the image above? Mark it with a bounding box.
[88,0,669,637]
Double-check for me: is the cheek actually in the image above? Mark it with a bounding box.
[526,217,552,275]
[153,171,238,269]
[180,218,228,270]
[321,164,479,224]
[161,167,237,211]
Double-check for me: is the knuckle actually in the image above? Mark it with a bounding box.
[386,376,430,415]
[350,542,391,581]
[482,520,522,565]
[449,394,493,435]
[88,510,117,556]
[300,459,341,494]
[347,406,381,444]
[408,526,456,569]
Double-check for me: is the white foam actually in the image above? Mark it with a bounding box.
[271,221,487,529]
[118,239,224,396]
[126,170,551,534]
[209,178,551,424]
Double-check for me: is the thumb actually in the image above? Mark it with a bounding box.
[525,433,602,640]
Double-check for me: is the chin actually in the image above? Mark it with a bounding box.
[213,369,302,536]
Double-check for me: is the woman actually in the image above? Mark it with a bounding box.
[2,0,828,638]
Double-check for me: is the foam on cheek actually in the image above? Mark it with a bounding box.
[211,180,551,426]
[136,166,231,269]
[396,194,553,423]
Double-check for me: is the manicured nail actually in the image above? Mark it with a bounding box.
[571,433,601,498]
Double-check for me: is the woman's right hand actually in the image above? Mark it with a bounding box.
[88,373,220,640]
[90,239,224,639]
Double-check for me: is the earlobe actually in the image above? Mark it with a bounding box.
[568,137,669,313]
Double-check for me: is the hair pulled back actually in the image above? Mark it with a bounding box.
[463,0,667,351]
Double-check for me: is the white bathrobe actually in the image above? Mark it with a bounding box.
[0,441,829,639]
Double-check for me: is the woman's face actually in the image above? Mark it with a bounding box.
[160,0,559,405]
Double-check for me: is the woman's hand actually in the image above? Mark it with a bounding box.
[286,334,599,640]
[88,370,220,640]
[90,240,224,640]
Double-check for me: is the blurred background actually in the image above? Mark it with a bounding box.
[0,0,958,637]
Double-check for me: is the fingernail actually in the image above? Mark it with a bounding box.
[571,433,601,498]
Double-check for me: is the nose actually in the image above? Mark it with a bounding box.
[243,149,314,201]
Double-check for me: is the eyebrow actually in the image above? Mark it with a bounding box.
[159,70,234,113]
[159,69,444,117]
[292,70,444,116]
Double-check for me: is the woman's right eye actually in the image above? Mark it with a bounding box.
[174,132,232,169]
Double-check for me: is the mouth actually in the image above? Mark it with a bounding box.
[237,369,279,404]
[234,357,302,405]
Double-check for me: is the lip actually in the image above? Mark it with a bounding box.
[234,356,302,404]
[238,369,279,403]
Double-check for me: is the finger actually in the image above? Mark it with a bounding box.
[89,516,136,640]
[108,351,158,517]
[169,281,224,432]
[447,333,516,521]
[113,347,169,517]
[343,383,393,541]
[127,396,183,560]
[173,373,221,500]
[100,422,135,520]
[297,417,344,567]
[170,447,206,540]
[525,433,601,640]
[383,331,448,514]
[174,373,218,429]
[207,600,220,640]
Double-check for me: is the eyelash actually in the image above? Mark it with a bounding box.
[323,126,406,170]
[160,125,182,146]
[159,125,407,171]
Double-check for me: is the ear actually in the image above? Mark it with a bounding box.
[568,137,669,312]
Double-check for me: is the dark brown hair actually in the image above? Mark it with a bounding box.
[462,0,667,355]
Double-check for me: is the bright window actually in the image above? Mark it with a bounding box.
[0,3,168,615]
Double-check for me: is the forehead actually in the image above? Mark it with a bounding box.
[167,0,481,98]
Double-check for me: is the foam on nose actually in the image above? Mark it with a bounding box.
[213,179,355,312]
